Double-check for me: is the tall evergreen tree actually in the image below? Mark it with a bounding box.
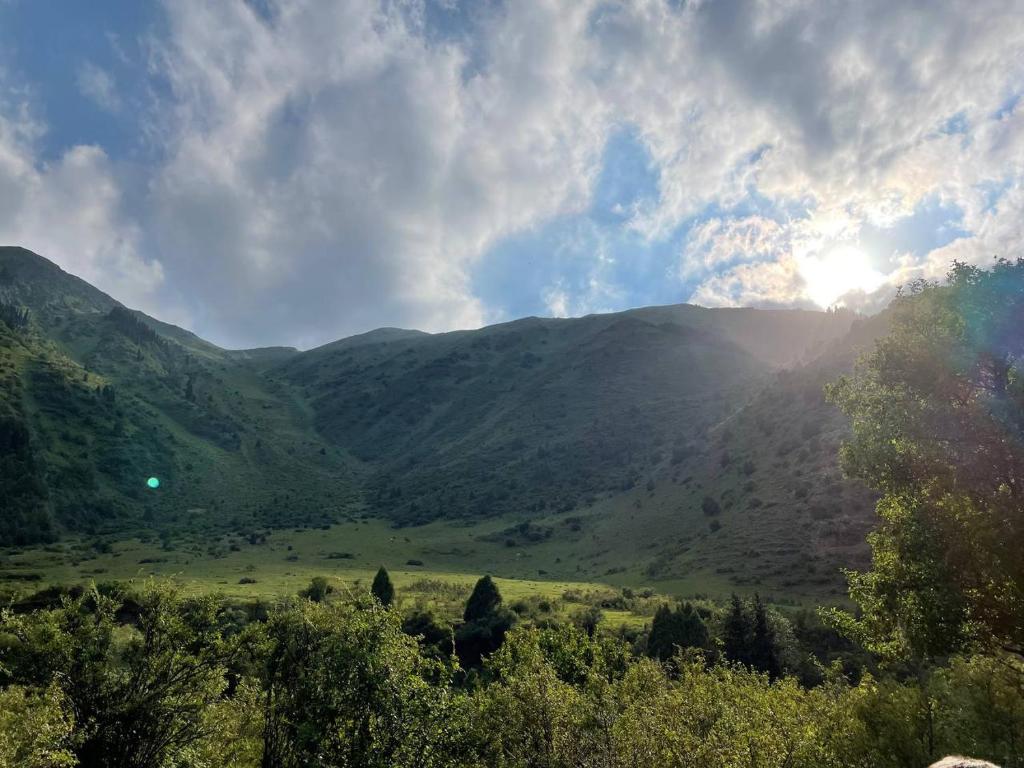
[750,594,781,679]
[456,575,513,668]
[463,575,502,622]
[371,566,395,607]
[722,593,752,667]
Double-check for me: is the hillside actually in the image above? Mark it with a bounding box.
[0,247,357,545]
[0,246,879,597]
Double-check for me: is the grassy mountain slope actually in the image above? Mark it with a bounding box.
[279,305,854,527]
[1,247,883,600]
[0,247,357,545]
[558,312,892,596]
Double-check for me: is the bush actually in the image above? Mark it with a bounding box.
[299,576,333,602]
[0,684,75,768]
[701,496,721,516]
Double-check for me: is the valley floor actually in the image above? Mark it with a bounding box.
[1,507,846,629]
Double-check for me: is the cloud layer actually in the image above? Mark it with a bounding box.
[0,0,1022,347]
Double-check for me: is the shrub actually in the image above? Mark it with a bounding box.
[701,496,721,516]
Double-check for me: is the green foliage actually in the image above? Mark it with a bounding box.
[751,594,782,680]
[0,583,247,768]
[828,259,1024,661]
[0,409,53,547]
[723,593,753,667]
[0,302,29,332]
[464,575,502,623]
[720,594,785,679]
[401,609,454,661]
[0,684,76,768]
[371,566,395,607]
[104,308,162,347]
[1,584,1021,767]
[258,599,463,768]
[647,602,709,662]
[701,495,721,516]
[299,575,333,603]
[457,576,516,668]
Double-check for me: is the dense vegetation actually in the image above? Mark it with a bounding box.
[0,247,354,548]
[1,581,1020,768]
[829,259,1024,662]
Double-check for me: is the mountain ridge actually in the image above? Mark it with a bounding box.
[0,246,880,596]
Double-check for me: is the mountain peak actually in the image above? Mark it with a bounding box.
[0,246,120,318]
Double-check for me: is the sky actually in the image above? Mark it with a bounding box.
[0,0,1022,350]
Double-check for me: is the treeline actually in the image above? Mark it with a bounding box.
[0,581,1021,768]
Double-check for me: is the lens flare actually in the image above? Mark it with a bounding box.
[147,477,160,489]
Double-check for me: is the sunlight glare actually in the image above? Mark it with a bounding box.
[799,246,886,308]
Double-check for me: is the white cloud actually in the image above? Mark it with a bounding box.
[141,0,610,347]
[77,62,121,112]
[0,85,164,313]
[690,256,810,309]
[543,284,569,317]
[680,216,789,278]
[601,0,1024,303]
[5,0,1024,344]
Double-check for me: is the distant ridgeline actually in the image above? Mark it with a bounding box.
[0,246,879,585]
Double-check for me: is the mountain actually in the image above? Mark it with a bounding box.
[0,247,880,595]
[0,247,356,545]
[277,310,848,527]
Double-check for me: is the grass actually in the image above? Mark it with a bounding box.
[1,505,846,627]
[0,523,652,629]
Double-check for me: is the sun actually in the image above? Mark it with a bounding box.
[799,246,886,308]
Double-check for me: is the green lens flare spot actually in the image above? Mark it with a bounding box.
[147,477,160,489]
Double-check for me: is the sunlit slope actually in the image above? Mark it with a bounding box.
[575,312,891,596]
[279,307,853,527]
[622,303,855,368]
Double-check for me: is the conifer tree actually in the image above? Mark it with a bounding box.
[648,602,709,661]
[456,575,513,668]
[371,566,395,607]
[463,575,502,622]
[750,594,781,679]
[723,593,753,666]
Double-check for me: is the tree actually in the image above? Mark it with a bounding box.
[259,600,460,768]
[464,575,502,623]
[750,595,781,680]
[372,566,395,607]
[401,610,454,660]
[827,259,1024,661]
[0,684,76,768]
[572,606,603,638]
[722,593,752,667]
[647,603,709,662]
[0,584,245,768]
[701,495,721,516]
[456,576,515,668]
[0,301,29,330]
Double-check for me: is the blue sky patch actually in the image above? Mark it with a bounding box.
[0,1,165,164]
